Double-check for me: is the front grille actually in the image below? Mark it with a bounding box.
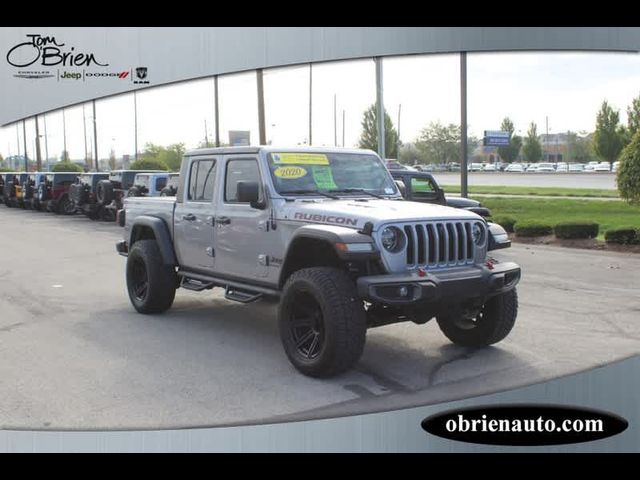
[403,221,478,267]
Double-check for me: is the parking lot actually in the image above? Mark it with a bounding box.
[434,172,617,189]
[1,206,639,430]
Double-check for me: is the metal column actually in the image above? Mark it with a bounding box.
[92,100,99,171]
[214,76,220,147]
[308,64,313,145]
[375,57,385,159]
[460,52,468,198]
[257,69,266,145]
[22,120,28,171]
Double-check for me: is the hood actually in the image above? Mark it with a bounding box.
[278,198,482,231]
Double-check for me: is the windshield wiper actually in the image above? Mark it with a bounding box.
[280,189,340,199]
[328,188,385,199]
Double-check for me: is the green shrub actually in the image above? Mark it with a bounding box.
[129,158,168,171]
[52,161,83,173]
[491,216,516,233]
[0,167,12,172]
[604,227,640,245]
[617,130,640,204]
[553,221,599,239]
[514,221,553,237]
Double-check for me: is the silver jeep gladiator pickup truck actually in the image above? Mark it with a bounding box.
[116,146,520,377]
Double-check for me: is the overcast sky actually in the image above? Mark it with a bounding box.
[2,51,640,163]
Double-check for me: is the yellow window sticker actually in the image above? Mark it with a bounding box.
[274,166,308,179]
[272,153,329,165]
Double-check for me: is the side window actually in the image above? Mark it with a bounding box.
[411,177,436,195]
[225,158,262,203]
[188,159,217,201]
[156,177,168,191]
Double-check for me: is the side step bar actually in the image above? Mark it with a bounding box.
[225,286,262,303]
[181,277,214,292]
[177,270,280,302]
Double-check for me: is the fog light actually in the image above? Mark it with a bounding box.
[398,286,409,297]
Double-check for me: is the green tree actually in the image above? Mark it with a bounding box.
[358,105,399,158]
[566,131,595,163]
[627,93,640,138]
[496,117,522,163]
[617,130,640,204]
[140,142,185,171]
[52,161,83,172]
[593,100,625,165]
[398,143,420,165]
[130,157,169,171]
[522,122,542,163]
[415,122,461,165]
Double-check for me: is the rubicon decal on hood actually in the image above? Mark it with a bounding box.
[293,212,358,226]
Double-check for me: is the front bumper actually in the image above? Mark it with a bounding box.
[357,261,521,306]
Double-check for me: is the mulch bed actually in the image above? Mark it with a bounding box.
[511,234,640,254]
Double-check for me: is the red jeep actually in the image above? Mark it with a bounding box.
[39,172,80,215]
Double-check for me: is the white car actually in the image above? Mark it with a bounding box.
[526,164,538,173]
[555,162,568,173]
[505,163,524,173]
[568,163,585,172]
[594,162,611,172]
[612,161,620,173]
[584,161,598,172]
[468,163,483,172]
[536,162,556,173]
[483,163,497,172]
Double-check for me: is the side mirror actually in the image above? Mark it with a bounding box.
[487,222,511,251]
[237,181,264,209]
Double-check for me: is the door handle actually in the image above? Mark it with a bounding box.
[216,216,231,225]
[182,213,196,221]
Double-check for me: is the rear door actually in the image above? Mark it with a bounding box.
[173,156,218,272]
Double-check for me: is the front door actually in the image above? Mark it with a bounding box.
[213,155,274,281]
[173,157,218,272]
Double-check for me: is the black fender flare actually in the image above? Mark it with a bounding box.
[129,215,178,266]
[278,225,377,287]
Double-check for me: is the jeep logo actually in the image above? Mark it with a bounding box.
[294,212,358,226]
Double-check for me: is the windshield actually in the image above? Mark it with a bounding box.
[267,152,398,196]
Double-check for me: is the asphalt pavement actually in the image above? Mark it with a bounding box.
[1,206,638,430]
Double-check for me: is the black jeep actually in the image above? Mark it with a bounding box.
[390,170,491,217]
[0,173,6,204]
[96,170,164,221]
[69,172,110,219]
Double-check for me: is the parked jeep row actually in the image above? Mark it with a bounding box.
[0,170,180,220]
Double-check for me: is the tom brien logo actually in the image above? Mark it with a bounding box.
[6,33,149,83]
[6,34,109,68]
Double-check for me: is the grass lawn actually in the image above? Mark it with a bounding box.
[442,184,619,198]
[478,196,640,240]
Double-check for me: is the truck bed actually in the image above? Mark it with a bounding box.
[124,196,177,239]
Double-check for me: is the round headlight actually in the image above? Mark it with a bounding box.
[381,226,404,252]
[472,222,486,245]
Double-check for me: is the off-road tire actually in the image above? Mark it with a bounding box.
[126,240,177,314]
[56,195,75,215]
[278,267,366,378]
[96,180,114,205]
[128,186,141,197]
[436,288,518,347]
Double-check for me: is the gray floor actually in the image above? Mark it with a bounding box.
[434,172,617,189]
[1,206,639,430]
